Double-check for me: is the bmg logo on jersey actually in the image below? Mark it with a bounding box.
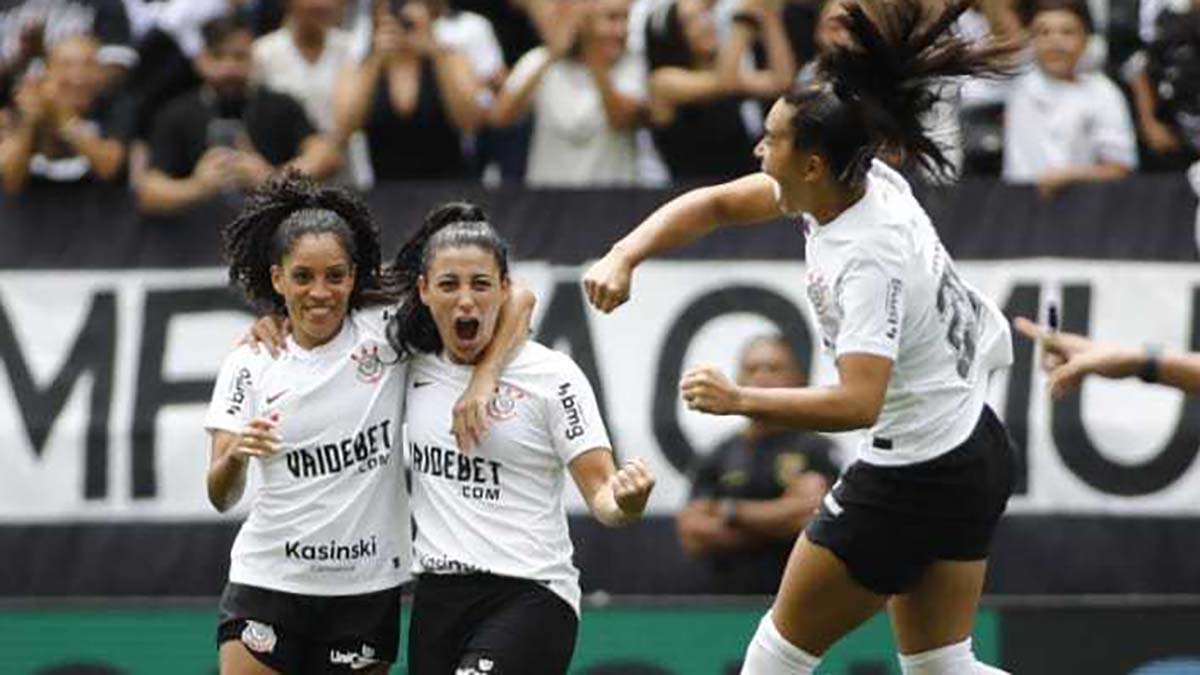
[225,367,252,415]
[557,382,586,440]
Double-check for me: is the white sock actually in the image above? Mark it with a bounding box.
[740,612,821,675]
[898,638,976,675]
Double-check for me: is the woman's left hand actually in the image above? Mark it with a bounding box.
[680,365,742,415]
[452,374,495,453]
[612,458,655,516]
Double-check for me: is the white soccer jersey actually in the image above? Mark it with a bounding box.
[797,160,1013,466]
[405,342,612,616]
[204,308,410,596]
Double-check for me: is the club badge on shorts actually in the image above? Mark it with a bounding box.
[241,620,277,653]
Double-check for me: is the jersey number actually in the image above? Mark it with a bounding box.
[935,265,982,380]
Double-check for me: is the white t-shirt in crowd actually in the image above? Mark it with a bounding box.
[435,11,505,82]
[796,160,1013,467]
[405,342,612,615]
[204,308,410,596]
[253,26,373,188]
[1003,68,1138,183]
[506,47,647,187]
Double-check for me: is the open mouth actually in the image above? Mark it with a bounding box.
[454,318,480,341]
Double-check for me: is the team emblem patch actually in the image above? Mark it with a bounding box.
[486,383,527,421]
[774,452,809,487]
[241,620,277,653]
[351,345,385,383]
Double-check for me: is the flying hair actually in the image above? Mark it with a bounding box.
[790,0,1019,181]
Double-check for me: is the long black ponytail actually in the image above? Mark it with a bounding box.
[787,0,1018,183]
[386,201,511,359]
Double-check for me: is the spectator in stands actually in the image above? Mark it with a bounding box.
[137,13,338,216]
[675,334,839,594]
[1125,0,1200,170]
[254,0,371,187]
[0,33,128,193]
[645,0,795,181]
[335,0,483,180]
[0,0,137,106]
[1003,0,1137,197]
[491,0,646,187]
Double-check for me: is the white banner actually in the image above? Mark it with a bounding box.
[2,260,1199,521]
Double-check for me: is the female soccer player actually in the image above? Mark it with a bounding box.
[392,202,656,675]
[204,174,527,675]
[584,1,1017,673]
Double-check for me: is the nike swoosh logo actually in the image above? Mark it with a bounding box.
[265,390,289,405]
[413,380,433,388]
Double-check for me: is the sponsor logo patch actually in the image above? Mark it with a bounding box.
[240,620,276,653]
[226,368,252,415]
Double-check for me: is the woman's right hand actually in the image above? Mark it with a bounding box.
[231,416,281,460]
[583,249,635,313]
[238,315,289,358]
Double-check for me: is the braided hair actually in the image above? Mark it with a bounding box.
[387,201,511,359]
[220,171,388,314]
[785,0,1018,183]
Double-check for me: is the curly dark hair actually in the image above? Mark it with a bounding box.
[386,201,510,359]
[786,0,1019,182]
[220,171,389,315]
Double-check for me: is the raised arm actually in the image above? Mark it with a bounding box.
[583,172,782,312]
[570,450,656,527]
[207,417,279,512]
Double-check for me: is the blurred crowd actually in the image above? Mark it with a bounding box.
[0,0,1195,212]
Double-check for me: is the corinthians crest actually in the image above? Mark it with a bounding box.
[351,345,385,383]
[487,383,527,421]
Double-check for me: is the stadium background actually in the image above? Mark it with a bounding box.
[3,175,1200,673]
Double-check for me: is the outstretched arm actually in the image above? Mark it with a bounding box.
[583,173,782,312]
[1015,317,1200,396]
[680,353,892,432]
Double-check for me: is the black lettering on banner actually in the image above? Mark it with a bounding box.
[133,287,249,498]
[380,419,391,448]
[1003,283,1041,496]
[0,291,116,499]
[1051,285,1200,495]
[535,280,615,447]
[324,444,342,473]
[341,438,353,467]
[652,285,812,473]
[354,433,370,461]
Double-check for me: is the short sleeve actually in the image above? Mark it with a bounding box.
[204,349,261,433]
[504,47,550,94]
[1092,78,1138,170]
[545,356,612,464]
[833,252,905,361]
